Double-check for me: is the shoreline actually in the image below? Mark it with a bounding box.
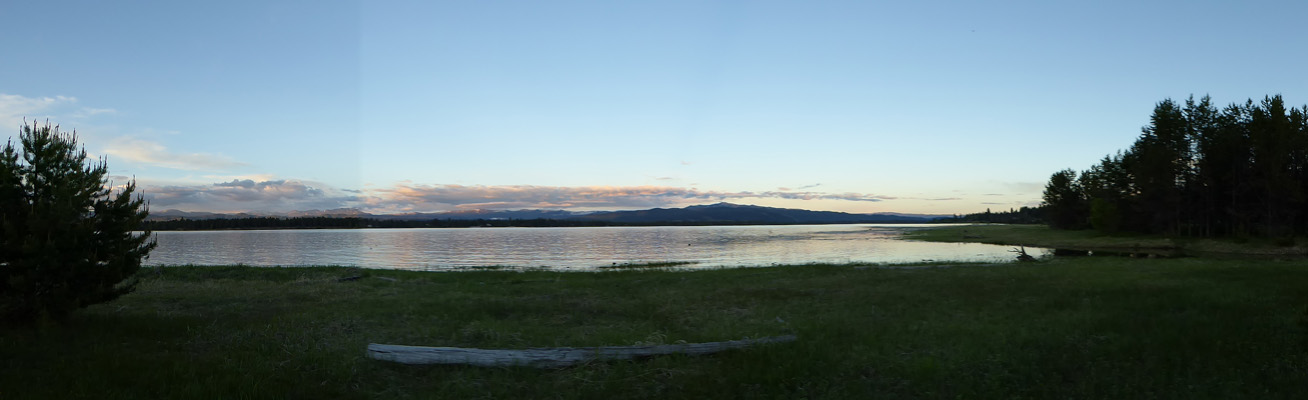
[904,224,1308,257]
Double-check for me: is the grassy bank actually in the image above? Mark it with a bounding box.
[4,260,1308,399]
[907,224,1308,256]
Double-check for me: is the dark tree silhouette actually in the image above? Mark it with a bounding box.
[1127,99,1190,234]
[1042,169,1088,229]
[1042,95,1308,238]
[0,121,156,324]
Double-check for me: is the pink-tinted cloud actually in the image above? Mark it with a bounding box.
[140,180,899,214]
[363,184,894,213]
[144,179,358,212]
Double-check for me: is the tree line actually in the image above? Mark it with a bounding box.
[934,206,1044,224]
[1043,95,1308,238]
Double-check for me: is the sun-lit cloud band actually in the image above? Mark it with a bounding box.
[141,181,898,214]
[146,179,361,213]
[364,184,896,213]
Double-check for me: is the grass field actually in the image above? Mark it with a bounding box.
[5,256,1308,399]
[906,224,1308,256]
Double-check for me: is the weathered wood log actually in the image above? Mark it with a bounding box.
[1010,246,1036,262]
[367,335,797,368]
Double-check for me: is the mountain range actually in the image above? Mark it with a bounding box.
[572,203,942,224]
[148,203,949,224]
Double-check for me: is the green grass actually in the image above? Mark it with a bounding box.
[905,224,1177,249]
[907,224,1308,256]
[4,260,1308,399]
[7,261,1308,397]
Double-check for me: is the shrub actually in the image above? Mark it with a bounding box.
[0,121,156,324]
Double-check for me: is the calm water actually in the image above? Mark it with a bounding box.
[146,224,1046,270]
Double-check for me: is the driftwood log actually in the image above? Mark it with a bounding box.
[367,335,797,368]
[1010,246,1036,262]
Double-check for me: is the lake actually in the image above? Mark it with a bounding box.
[146,224,1044,270]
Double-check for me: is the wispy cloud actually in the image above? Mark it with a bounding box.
[71,107,116,118]
[779,183,823,191]
[0,93,124,130]
[0,93,78,129]
[2,93,240,173]
[104,136,247,171]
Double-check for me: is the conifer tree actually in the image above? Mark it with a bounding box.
[1042,169,1088,229]
[1043,94,1308,237]
[0,121,155,324]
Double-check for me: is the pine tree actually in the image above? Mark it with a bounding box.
[1044,94,1308,238]
[1042,169,1088,229]
[1078,153,1133,233]
[0,121,156,324]
[1184,96,1222,236]
[1246,95,1302,237]
[1127,99,1191,234]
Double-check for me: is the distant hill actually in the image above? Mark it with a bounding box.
[148,203,947,225]
[150,209,263,220]
[574,203,942,224]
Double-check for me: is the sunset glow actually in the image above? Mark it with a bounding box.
[4,1,1304,215]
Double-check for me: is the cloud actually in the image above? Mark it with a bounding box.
[104,136,246,171]
[0,93,121,129]
[144,179,359,212]
[140,180,901,214]
[201,173,276,182]
[71,107,116,118]
[364,184,895,213]
[0,93,78,129]
[756,190,895,202]
[366,185,705,212]
[779,183,822,192]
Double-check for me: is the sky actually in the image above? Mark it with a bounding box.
[3,0,1306,215]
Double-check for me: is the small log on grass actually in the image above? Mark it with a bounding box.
[367,335,797,368]
[1010,246,1036,262]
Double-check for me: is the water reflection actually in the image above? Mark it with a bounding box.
[148,224,1051,270]
[1050,248,1183,258]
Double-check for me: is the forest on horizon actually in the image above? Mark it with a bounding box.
[1043,94,1308,238]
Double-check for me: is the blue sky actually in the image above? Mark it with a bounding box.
[3,0,1305,215]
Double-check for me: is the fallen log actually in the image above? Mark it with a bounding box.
[367,335,797,368]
